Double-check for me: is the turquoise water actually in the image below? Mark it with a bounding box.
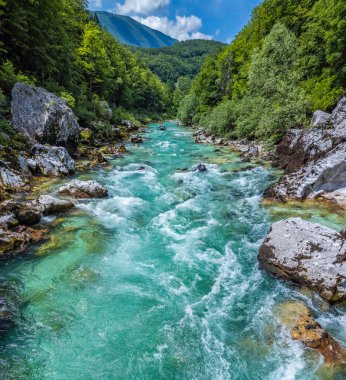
[1,123,346,379]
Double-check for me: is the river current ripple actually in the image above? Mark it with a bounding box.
[0,123,345,379]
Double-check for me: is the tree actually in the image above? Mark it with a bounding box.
[235,23,308,141]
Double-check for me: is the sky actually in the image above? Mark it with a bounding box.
[88,0,263,43]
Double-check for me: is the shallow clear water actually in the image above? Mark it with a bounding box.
[1,123,346,379]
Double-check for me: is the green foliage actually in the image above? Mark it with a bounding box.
[0,0,169,129]
[234,23,308,141]
[180,0,346,141]
[134,40,225,86]
[199,100,236,137]
[177,94,199,126]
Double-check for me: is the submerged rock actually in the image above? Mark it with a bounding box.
[11,83,80,153]
[32,144,76,177]
[276,301,346,366]
[59,180,108,199]
[194,163,207,172]
[258,218,346,303]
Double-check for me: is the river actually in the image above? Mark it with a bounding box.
[0,123,346,379]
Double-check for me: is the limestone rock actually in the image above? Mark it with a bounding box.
[11,82,79,153]
[331,97,346,128]
[258,218,346,303]
[311,110,332,128]
[32,144,75,177]
[59,180,108,199]
[265,96,346,204]
[35,195,74,215]
[0,166,27,192]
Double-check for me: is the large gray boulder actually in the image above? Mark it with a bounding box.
[11,83,80,153]
[59,180,108,199]
[259,218,346,303]
[265,96,346,204]
[31,144,75,177]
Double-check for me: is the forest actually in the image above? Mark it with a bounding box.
[0,0,171,147]
[133,40,224,86]
[178,0,346,143]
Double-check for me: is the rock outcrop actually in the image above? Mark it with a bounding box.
[59,180,108,199]
[258,218,346,303]
[265,97,346,205]
[11,83,80,153]
[31,144,75,177]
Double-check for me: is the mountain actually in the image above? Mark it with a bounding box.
[93,11,177,48]
[134,40,225,85]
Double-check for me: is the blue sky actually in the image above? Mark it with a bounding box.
[88,0,262,43]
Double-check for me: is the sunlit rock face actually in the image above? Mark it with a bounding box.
[11,83,80,153]
[259,218,346,303]
[265,97,346,206]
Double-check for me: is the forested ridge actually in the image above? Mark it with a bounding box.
[134,40,225,86]
[178,0,346,143]
[0,0,171,146]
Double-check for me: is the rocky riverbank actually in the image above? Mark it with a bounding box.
[0,82,145,256]
[192,97,346,366]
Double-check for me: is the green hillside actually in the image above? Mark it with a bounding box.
[94,11,177,48]
[178,0,346,142]
[134,40,225,85]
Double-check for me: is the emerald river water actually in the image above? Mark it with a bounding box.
[0,123,346,379]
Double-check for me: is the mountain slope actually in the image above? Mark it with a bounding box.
[94,11,177,48]
[134,40,225,85]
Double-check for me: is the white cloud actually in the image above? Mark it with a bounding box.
[116,0,170,16]
[91,0,103,7]
[133,15,213,41]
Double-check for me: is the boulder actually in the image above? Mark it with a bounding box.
[32,144,75,177]
[276,301,346,366]
[265,143,346,200]
[11,83,79,153]
[0,228,32,255]
[258,218,346,303]
[331,96,346,128]
[311,110,332,128]
[0,166,28,192]
[0,215,19,229]
[265,96,346,204]
[35,195,74,215]
[194,163,207,172]
[13,204,41,226]
[131,135,143,144]
[158,125,167,131]
[59,180,108,199]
